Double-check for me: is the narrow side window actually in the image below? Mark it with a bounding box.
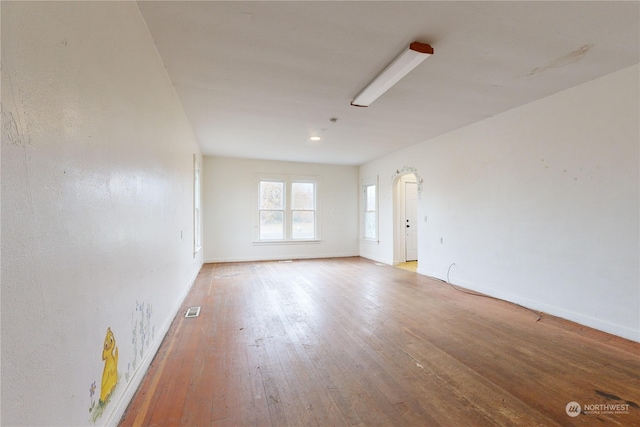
[363,182,377,240]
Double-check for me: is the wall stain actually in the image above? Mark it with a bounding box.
[528,44,594,76]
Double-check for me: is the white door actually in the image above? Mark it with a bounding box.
[405,182,418,261]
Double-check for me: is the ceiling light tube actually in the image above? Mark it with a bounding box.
[351,41,433,107]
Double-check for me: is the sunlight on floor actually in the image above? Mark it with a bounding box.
[396,261,417,272]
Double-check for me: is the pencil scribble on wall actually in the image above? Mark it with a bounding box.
[124,301,155,383]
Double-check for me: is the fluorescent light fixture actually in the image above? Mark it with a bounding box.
[310,136,321,141]
[351,41,433,107]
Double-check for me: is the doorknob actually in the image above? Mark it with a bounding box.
[406,225,410,228]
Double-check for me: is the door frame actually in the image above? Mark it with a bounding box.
[392,173,418,265]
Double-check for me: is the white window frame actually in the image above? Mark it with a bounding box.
[254,174,321,244]
[193,154,202,256]
[362,176,379,242]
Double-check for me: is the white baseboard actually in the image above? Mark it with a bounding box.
[468,280,639,342]
[104,264,202,426]
[415,269,639,343]
[416,266,429,276]
[358,254,393,266]
[204,252,359,264]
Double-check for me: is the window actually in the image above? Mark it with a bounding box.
[259,180,285,240]
[193,155,202,255]
[291,182,315,239]
[363,177,378,241]
[257,175,319,242]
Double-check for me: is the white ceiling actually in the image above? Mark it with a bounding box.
[138,1,639,166]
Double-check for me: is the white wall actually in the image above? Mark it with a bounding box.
[360,65,640,341]
[1,2,203,426]
[203,156,359,262]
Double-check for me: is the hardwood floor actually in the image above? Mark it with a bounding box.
[119,257,640,426]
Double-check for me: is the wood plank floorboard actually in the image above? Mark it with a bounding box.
[119,257,640,426]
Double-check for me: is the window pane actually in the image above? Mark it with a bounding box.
[260,211,284,240]
[366,185,376,211]
[364,212,376,239]
[292,182,314,210]
[292,211,315,239]
[194,162,201,250]
[260,181,284,210]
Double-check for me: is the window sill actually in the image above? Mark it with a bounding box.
[253,240,322,246]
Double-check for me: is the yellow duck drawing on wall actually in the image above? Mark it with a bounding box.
[100,327,118,403]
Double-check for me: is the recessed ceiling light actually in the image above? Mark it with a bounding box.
[310,136,321,141]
